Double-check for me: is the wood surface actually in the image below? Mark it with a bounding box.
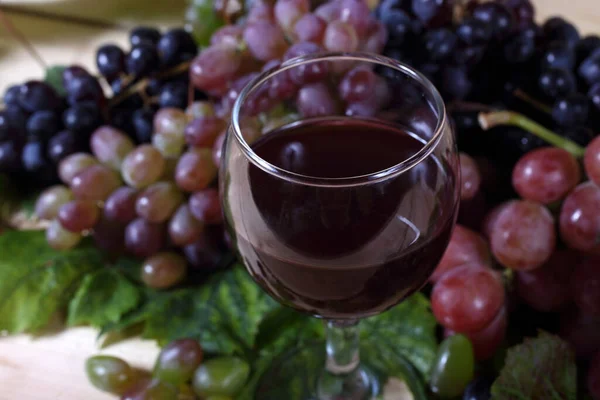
[0,0,597,399]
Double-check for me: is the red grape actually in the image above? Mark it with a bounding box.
[247,1,275,24]
[293,13,327,43]
[141,252,187,289]
[431,224,491,283]
[284,42,329,85]
[560,307,600,359]
[432,263,505,333]
[459,153,482,201]
[189,189,223,225]
[169,204,205,246]
[92,216,126,254]
[446,307,507,361]
[125,218,165,257]
[362,20,388,54]
[512,147,581,204]
[338,0,370,36]
[190,44,242,93]
[212,132,226,169]
[482,201,512,240]
[297,83,340,118]
[274,0,309,32]
[104,187,138,224]
[175,149,218,192]
[516,250,576,312]
[185,117,225,148]
[324,21,359,52]
[584,135,600,186]
[571,256,600,315]
[589,352,600,400]
[314,1,341,22]
[210,25,244,47]
[136,182,184,223]
[243,22,288,61]
[560,182,600,253]
[58,153,98,185]
[338,66,377,103]
[183,232,223,271]
[71,164,121,202]
[90,126,135,171]
[490,200,556,270]
[58,200,100,233]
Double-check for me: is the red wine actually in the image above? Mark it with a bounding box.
[230,117,457,319]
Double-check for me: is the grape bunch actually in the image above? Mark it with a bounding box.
[0,68,105,190]
[85,338,250,399]
[34,102,229,289]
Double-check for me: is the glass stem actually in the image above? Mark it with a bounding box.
[325,319,360,374]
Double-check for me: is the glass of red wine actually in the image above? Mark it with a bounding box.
[221,53,460,399]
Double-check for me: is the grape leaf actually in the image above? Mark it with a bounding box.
[67,268,142,328]
[491,331,577,400]
[0,230,103,333]
[44,65,67,96]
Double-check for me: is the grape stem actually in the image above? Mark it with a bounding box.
[478,111,586,159]
[512,89,552,115]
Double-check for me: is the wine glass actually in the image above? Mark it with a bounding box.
[220,52,459,399]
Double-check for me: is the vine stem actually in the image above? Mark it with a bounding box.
[513,89,553,115]
[478,111,586,159]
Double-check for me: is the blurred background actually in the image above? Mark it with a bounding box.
[0,0,597,92]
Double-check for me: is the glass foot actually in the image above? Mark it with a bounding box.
[254,342,381,400]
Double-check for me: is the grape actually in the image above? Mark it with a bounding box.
[46,219,82,250]
[85,355,135,395]
[441,66,472,100]
[0,141,21,172]
[126,44,159,77]
[464,307,507,361]
[130,26,161,47]
[190,44,242,93]
[462,376,494,400]
[293,13,326,43]
[125,218,165,258]
[274,0,309,32]
[63,104,101,134]
[431,225,491,283]
[345,101,377,117]
[482,202,511,240]
[104,187,138,224]
[559,182,600,253]
[22,141,48,173]
[66,75,105,106]
[538,68,576,99]
[490,200,556,270]
[153,132,186,159]
[27,110,59,139]
[362,20,388,54]
[323,21,358,52]
[284,42,329,85]
[210,25,244,47]
[189,189,222,225]
[212,132,226,169]
[3,84,21,106]
[132,108,156,144]
[432,263,505,332]
[35,185,74,220]
[512,147,581,204]
[158,82,188,110]
[472,2,514,40]
[429,334,475,399]
[96,44,125,81]
[153,108,187,138]
[503,28,536,64]
[338,0,370,36]
[338,66,376,103]
[552,93,589,127]
[169,204,205,246]
[516,250,575,312]
[47,130,81,163]
[91,126,135,171]
[584,136,600,186]
[589,352,600,400]
[543,16,580,48]
[136,182,184,223]
[262,60,298,101]
[122,145,166,189]
[579,49,600,86]
[590,83,600,111]
[157,28,197,66]
[154,339,203,385]
[192,357,250,397]
[243,22,288,62]
[456,17,492,46]
[92,216,126,254]
[459,153,481,202]
[571,257,600,316]
[381,10,413,47]
[17,81,60,112]
[183,232,223,271]
[71,164,122,202]
[314,1,341,22]
[175,148,218,192]
[424,28,458,62]
[58,200,100,233]
[559,307,600,358]
[185,117,225,148]
[187,102,216,121]
[121,379,178,400]
[141,252,187,289]
[57,153,96,185]
[297,83,340,118]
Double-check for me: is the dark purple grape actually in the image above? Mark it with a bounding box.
[424,28,457,62]
[462,375,493,400]
[67,75,105,106]
[0,105,27,141]
[456,17,492,46]
[21,140,47,172]
[453,45,486,68]
[579,48,600,86]
[538,68,576,99]
[589,82,600,111]
[3,85,21,106]
[126,44,159,77]
[132,108,155,144]
[0,141,22,171]
[411,0,451,28]
[377,0,410,17]
[96,44,125,81]
[157,29,198,67]
[542,42,576,71]
[17,81,60,113]
[62,65,90,88]
[63,104,101,134]
[380,10,412,47]
[576,35,600,66]
[27,110,59,139]
[472,2,514,41]
[504,30,536,64]
[562,126,594,147]
[183,232,223,271]
[125,218,165,258]
[146,78,163,96]
[47,130,80,163]
[552,93,589,127]
[442,67,472,100]
[110,109,135,136]
[159,81,188,109]
[502,0,535,29]
[543,17,580,48]
[130,26,161,47]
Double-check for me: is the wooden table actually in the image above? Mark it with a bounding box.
[0,0,597,399]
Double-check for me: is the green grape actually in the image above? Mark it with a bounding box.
[430,334,475,399]
[185,0,225,47]
[154,108,188,137]
[46,219,82,250]
[141,252,187,289]
[192,357,250,397]
[121,378,179,400]
[85,355,136,395]
[152,132,186,159]
[122,145,166,189]
[136,182,184,223]
[58,153,98,185]
[90,126,135,171]
[35,185,74,220]
[71,164,122,202]
[175,148,218,193]
[186,101,216,120]
[154,338,204,385]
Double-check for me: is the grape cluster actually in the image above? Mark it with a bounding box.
[85,338,249,399]
[0,69,105,190]
[35,102,228,288]
[96,27,200,143]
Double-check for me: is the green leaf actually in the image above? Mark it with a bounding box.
[44,65,67,96]
[491,331,577,400]
[67,268,142,328]
[0,230,103,333]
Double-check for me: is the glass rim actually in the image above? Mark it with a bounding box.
[230,52,448,187]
